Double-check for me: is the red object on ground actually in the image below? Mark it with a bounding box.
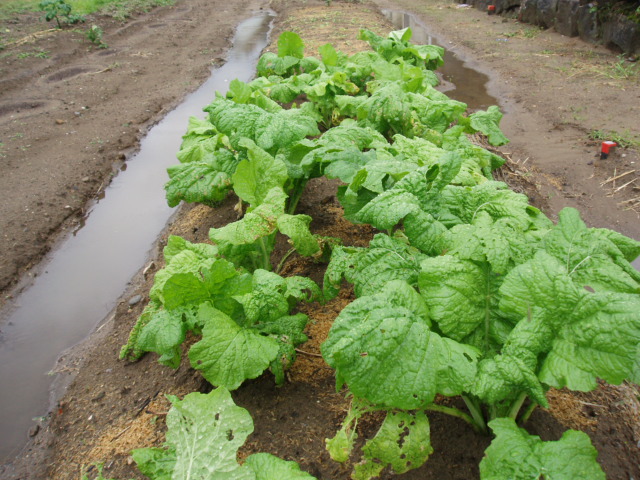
[600,141,617,159]
[488,5,496,12]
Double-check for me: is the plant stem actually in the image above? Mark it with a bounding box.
[426,404,483,433]
[275,248,296,274]
[518,400,538,425]
[507,392,528,420]
[258,237,271,271]
[461,395,488,434]
[287,179,308,215]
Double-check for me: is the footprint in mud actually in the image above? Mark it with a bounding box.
[45,66,103,83]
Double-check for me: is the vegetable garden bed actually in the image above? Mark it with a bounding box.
[37,2,640,479]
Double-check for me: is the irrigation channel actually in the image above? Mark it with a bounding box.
[0,11,275,461]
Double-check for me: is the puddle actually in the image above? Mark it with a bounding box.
[0,10,274,462]
[381,9,499,110]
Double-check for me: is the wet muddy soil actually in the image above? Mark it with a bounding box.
[1,0,639,479]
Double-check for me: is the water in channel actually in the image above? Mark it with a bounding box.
[0,10,274,462]
[382,9,499,111]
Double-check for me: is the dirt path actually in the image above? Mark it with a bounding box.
[1,0,639,479]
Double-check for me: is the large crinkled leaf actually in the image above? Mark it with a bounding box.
[466,106,509,146]
[232,139,288,207]
[150,237,220,303]
[499,251,580,322]
[472,354,547,407]
[252,313,310,385]
[163,235,219,264]
[205,98,320,153]
[233,269,289,324]
[322,281,479,409]
[403,210,450,256]
[165,151,238,207]
[133,389,256,480]
[131,447,176,480]
[541,208,640,293]
[352,162,456,229]
[189,304,279,390]
[133,389,317,480]
[209,188,287,246]
[419,255,512,354]
[538,292,640,390]
[276,214,320,256]
[408,89,467,134]
[324,234,427,298]
[480,418,605,480]
[161,258,247,310]
[353,411,432,480]
[438,181,539,230]
[500,251,640,391]
[136,309,187,368]
[355,188,422,230]
[245,453,317,480]
[445,212,542,274]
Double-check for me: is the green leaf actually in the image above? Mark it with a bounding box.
[133,389,256,480]
[419,255,511,354]
[165,152,237,207]
[245,454,316,479]
[319,43,339,66]
[500,251,640,391]
[233,139,288,207]
[324,234,427,298]
[353,411,433,480]
[161,258,244,310]
[278,31,304,59]
[276,214,320,256]
[480,418,605,480]
[210,187,286,246]
[541,208,640,294]
[322,281,479,409]
[467,106,509,146]
[131,447,176,480]
[189,304,280,390]
[136,309,187,368]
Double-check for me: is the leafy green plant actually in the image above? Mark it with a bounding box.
[121,235,323,389]
[321,203,640,476]
[132,388,318,479]
[123,27,640,480]
[86,24,107,48]
[38,0,84,27]
[480,418,605,479]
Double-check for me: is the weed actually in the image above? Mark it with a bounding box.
[606,55,639,80]
[589,129,640,149]
[16,49,50,58]
[38,0,85,28]
[523,27,542,38]
[86,24,107,48]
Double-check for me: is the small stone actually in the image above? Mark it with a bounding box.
[128,294,142,306]
[82,177,90,182]
[55,119,66,125]
[28,425,40,437]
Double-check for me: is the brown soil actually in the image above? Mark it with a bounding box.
[1,0,640,479]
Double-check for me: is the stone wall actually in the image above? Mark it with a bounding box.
[464,0,640,54]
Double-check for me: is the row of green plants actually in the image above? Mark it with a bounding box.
[119,28,640,480]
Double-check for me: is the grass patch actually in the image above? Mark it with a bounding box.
[589,129,640,149]
[0,0,174,22]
